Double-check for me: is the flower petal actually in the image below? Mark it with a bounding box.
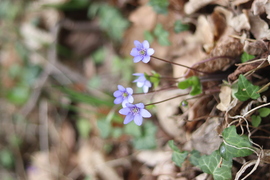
[126,103,135,108]
[136,103,144,109]
[145,81,152,87]
[119,107,130,115]
[127,95,134,103]
[130,48,138,56]
[118,85,125,91]
[126,87,133,94]
[143,86,149,93]
[134,114,143,126]
[114,97,123,104]
[123,114,134,124]
[142,40,149,49]
[122,100,129,108]
[113,90,122,97]
[134,40,142,48]
[140,109,151,118]
[147,48,154,56]
[142,55,150,63]
[136,82,144,87]
[133,73,143,76]
[133,55,143,63]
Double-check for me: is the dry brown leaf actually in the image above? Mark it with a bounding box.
[153,161,177,177]
[173,44,207,77]
[194,173,208,180]
[184,117,222,154]
[243,40,269,56]
[157,175,187,180]
[153,89,189,139]
[266,3,270,19]
[60,122,76,150]
[249,11,270,40]
[121,5,157,57]
[189,7,243,73]
[30,1,61,29]
[228,61,265,81]
[216,86,232,112]
[195,15,215,50]
[28,151,61,180]
[171,15,211,76]
[78,141,122,180]
[185,0,213,15]
[251,0,268,15]
[232,0,251,6]
[229,13,250,32]
[20,23,54,50]
[136,150,171,167]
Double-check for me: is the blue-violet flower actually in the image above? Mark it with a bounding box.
[119,103,151,126]
[130,40,154,63]
[133,73,152,93]
[113,85,134,107]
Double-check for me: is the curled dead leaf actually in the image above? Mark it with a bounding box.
[136,150,171,167]
[153,89,189,139]
[217,86,232,112]
[249,11,270,40]
[78,141,122,180]
[251,0,268,16]
[243,40,269,56]
[184,0,228,15]
[184,117,222,154]
[229,13,250,32]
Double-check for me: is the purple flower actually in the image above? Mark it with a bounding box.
[119,103,151,126]
[133,73,152,93]
[130,40,155,63]
[113,85,134,107]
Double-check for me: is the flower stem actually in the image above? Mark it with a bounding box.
[133,86,178,95]
[183,55,235,77]
[151,55,210,74]
[145,92,190,106]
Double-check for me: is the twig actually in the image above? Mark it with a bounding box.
[19,22,60,117]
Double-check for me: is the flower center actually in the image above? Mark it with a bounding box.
[131,107,139,115]
[122,92,128,98]
[139,49,146,55]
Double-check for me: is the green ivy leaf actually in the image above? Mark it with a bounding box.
[174,20,189,33]
[219,126,253,160]
[153,24,171,46]
[97,119,111,138]
[88,3,129,41]
[190,84,202,96]
[0,149,14,169]
[112,56,134,82]
[132,121,157,150]
[76,118,92,138]
[7,85,30,105]
[258,107,270,117]
[92,48,106,65]
[168,140,189,167]
[241,52,255,63]
[178,80,191,89]
[111,127,123,138]
[190,150,201,167]
[234,74,260,101]
[148,0,169,14]
[124,122,142,138]
[199,150,232,180]
[144,31,155,43]
[43,0,89,10]
[178,76,202,96]
[145,71,161,89]
[251,115,261,127]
